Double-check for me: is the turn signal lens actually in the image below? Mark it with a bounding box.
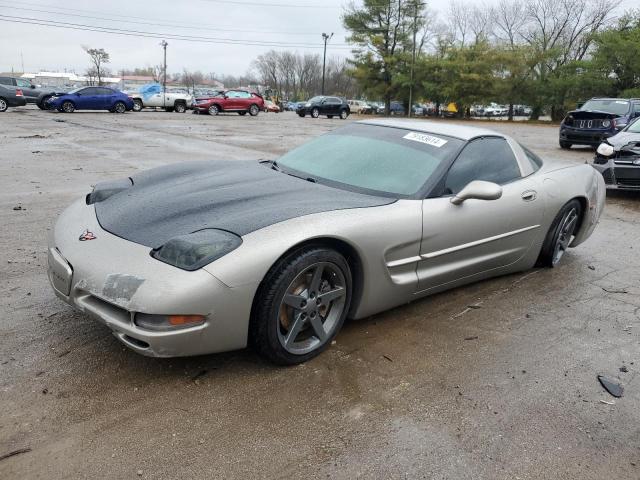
[168,315,205,326]
[135,313,206,331]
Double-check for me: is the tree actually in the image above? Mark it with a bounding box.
[82,46,110,86]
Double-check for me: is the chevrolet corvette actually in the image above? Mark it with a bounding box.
[47,120,605,364]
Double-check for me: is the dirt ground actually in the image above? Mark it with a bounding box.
[1,107,639,480]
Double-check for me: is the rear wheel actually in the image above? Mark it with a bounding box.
[250,247,352,365]
[174,102,187,113]
[132,99,143,112]
[311,107,320,118]
[113,101,126,113]
[61,101,75,113]
[0,97,7,112]
[559,141,572,149]
[537,199,582,268]
[208,104,219,115]
[249,104,260,116]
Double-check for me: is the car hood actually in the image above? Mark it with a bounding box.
[568,109,623,120]
[607,131,640,148]
[94,160,395,249]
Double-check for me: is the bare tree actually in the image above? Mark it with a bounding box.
[493,0,527,46]
[82,46,110,86]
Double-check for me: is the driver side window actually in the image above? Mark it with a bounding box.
[444,137,521,195]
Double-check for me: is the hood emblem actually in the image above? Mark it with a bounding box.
[79,229,97,241]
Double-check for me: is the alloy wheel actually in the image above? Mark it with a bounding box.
[552,207,579,266]
[132,100,142,112]
[0,98,7,112]
[277,262,347,355]
[311,108,320,118]
[250,105,259,116]
[208,105,219,115]
[114,102,126,113]
[62,101,74,113]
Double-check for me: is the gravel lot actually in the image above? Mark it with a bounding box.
[1,107,639,479]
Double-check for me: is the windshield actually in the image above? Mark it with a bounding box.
[580,99,630,115]
[276,123,463,196]
[627,118,640,133]
[308,96,323,103]
[68,87,83,94]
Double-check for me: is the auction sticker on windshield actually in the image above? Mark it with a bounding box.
[403,132,448,148]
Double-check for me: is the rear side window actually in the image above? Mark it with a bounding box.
[444,137,521,195]
[16,78,31,88]
[0,77,12,85]
[520,145,543,171]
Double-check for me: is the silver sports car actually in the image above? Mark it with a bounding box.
[47,119,605,364]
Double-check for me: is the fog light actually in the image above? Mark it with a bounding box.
[135,313,205,331]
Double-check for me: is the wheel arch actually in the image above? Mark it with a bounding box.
[250,236,365,322]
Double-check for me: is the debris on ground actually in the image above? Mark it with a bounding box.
[601,287,628,294]
[464,336,479,341]
[17,134,47,139]
[598,375,624,398]
[382,354,393,362]
[599,399,615,405]
[467,304,482,309]
[12,205,24,211]
[620,366,629,373]
[31,150,43,154]
[588,265,596,270]
[0,447,31,462]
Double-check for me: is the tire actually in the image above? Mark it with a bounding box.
[37,95,52,110]
[61,101,75,113]
[174,102,186,113]
[559,141,572,149]
[132,99,143,112]
[311,107,320,118]
[113,101,126,114]
[249,104,260,116]
[0,97,7,112]
[249,247,352,365]
[327,115,333,119]
[298,113,305,118]
[238,111,247,116]
[536,199,582,268]
[208,104,219,115]
[340,109,349,120]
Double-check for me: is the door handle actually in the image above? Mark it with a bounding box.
[521,190,537,201]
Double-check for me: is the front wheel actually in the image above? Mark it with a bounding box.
[0,97,7,112]
[249,247,352,365]
[537,199,582,268]
[61,101,75,113]
[132,99,143,112]
[174,102,186,113]
[208,104,219,115]
[249,104,260,116]
[559,141,572,149]
[311,107,320,118]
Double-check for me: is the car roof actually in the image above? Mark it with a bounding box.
[357,118,504,141]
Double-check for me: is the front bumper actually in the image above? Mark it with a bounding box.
[560,126,617,146]
[47,199,258,357]
[10,96,27,107]
[591,157,640,190]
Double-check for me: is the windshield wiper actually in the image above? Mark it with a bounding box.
[264,160,318,184]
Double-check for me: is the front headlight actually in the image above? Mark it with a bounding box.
[596,143,615,157]
[305,102,311,107]
[151,229,242,271]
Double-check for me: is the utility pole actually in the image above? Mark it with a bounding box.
[321,32,333,95]
[408,2,419,118]
[160,40,168,108]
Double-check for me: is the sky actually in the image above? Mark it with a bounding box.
[0,0,633,77]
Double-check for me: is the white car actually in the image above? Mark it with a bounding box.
[484,104,509,117]
[347,100,369,114]
[128,88,193,113]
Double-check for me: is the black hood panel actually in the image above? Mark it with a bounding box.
[569,110,620,120]
[95,161,394,248]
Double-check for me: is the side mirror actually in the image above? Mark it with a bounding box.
[450,180,502,205]
[30,84,36,89]
[75,92,81,96]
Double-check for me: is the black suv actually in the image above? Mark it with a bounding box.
[297,96,350,119]
[559,98,640,148]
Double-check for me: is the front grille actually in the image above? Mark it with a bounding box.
[567,134,602,143]
[570,119,611,129]
[617,178,640,187]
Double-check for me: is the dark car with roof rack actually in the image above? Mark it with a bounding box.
[559,98,640,149]
[591,117,640,190]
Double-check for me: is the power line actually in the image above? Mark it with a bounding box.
[0,15,354,49]
[1,3,337,36]
[198,0,337,8]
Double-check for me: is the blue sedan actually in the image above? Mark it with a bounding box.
[47,86,134,113]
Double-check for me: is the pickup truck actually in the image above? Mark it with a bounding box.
[128,84,192,113]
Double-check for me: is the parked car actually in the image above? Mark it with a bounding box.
[484,104,509,117]
[0,84,27,112]
[264,100,281,113]
[46,86,134,113]
[0,75,56,109]
[347,99,368,114]
[559,98,640,149]
[359,102,379,115]
[377,101,405,116]
[591,117,640,189]
[48,119,604,364]
[128,83,192,113]
[192,90,264,116]
[296,96,350,119]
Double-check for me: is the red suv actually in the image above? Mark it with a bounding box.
[193,90,265,116]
